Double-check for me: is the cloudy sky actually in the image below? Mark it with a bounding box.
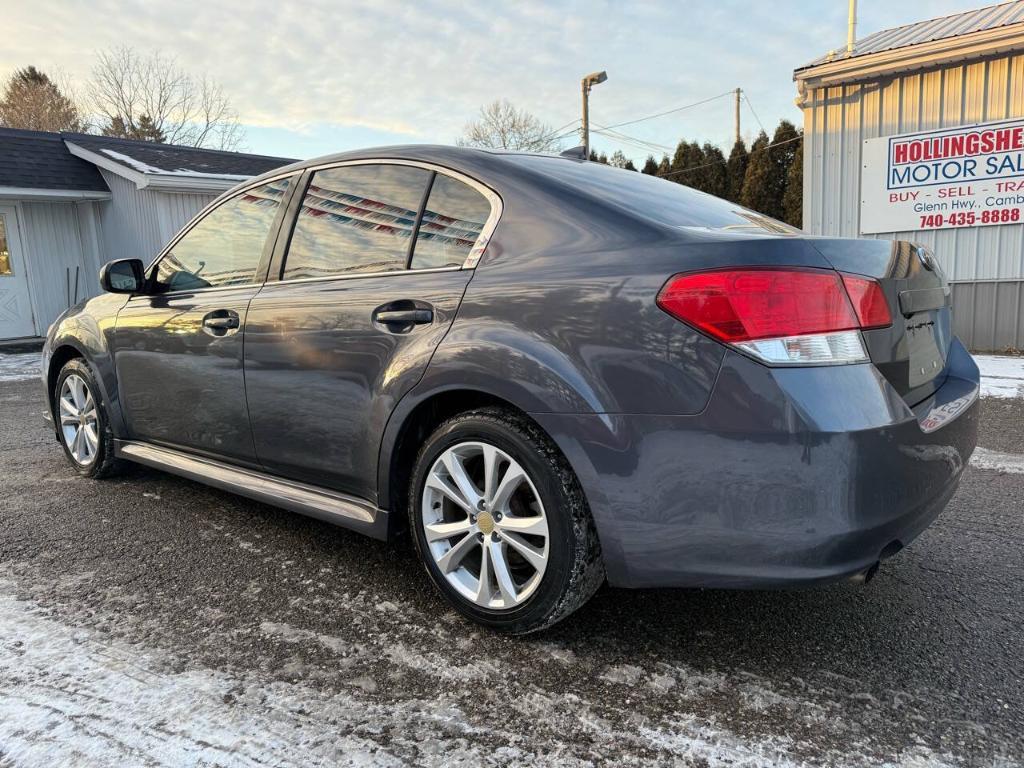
[4,0,989,162]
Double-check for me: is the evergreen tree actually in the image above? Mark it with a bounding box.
[740,131,772,214]
[624,159,637,171]
[782,137,803,228]
[103,114,167,142]
[671,141,706,188]
[656,154,671,177]
[0,66,82,132]
[691,143,727,198]
[641,155,659,175]
[765,119,800,219]
[725,138,749,203]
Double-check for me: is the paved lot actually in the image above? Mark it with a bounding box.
[0,359,1022,767]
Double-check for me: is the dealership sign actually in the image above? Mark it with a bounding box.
[861,118,1024,234]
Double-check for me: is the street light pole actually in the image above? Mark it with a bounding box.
[581,70,607,159]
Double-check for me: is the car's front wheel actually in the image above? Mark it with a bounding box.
[54,358,122,479]
[409,407,603,634]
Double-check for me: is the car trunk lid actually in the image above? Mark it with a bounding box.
[810,238,952,405]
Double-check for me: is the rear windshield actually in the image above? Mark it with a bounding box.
[505,154,797,235]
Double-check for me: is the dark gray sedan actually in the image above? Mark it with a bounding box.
[42,146,980,633]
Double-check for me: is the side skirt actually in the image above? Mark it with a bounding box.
[114,440,389,540]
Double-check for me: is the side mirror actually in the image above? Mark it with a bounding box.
[99,259,146,294]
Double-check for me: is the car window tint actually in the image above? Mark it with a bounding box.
[410,174,490,269]
[155,178,291,292]
[283,164,432,280]
[504,155,798,235]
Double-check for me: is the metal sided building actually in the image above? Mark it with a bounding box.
[794,1,1024,351]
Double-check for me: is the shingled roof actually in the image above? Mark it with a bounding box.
[0,126,297,196]
[0,128,108,192]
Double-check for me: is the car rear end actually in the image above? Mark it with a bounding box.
[638,237,979,587]
[499,156,979,589]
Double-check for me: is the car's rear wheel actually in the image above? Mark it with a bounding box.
[409,407,603,634]
[54,358,122,479]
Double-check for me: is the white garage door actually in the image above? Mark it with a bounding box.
[0,205,36,340]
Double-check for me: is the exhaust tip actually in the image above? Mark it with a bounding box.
[848,561,880,585]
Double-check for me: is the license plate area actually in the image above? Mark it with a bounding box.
[906,309,946,389]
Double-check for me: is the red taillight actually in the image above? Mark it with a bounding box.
[656,268,861,343]
[840,273,892,329]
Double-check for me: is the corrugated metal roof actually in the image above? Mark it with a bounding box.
[799,1,1024,70]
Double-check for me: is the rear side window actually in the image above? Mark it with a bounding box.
[411,174,491,270]
[505,155,797,234]
[283,164,432,280]
[155,177,292,292]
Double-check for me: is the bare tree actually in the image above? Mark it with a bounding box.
[88,47,243,150]
[458,100,562,153]
[0,66,84,132]
[608,150,637,170]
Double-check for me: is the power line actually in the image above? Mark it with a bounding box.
[537,118,582,145]
[591,125,674,154]
[742,92,766,135]
[590,132,664,158]
[597,90,734,131]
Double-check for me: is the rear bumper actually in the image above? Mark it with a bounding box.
[533,338,980,589]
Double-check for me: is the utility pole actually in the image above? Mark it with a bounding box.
[581,70,608,158]
[734,87,741,146]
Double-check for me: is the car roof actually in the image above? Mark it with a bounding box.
[243,144,581,189]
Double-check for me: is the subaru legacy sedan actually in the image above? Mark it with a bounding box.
[42,146,980,633]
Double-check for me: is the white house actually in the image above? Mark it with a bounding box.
[0,128,294,342]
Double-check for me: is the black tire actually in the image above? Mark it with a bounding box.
[409,407,604,634]
[53,358,123,479]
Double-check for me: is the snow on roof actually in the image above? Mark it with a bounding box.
[63,132,295,180]
[98,148,251,180]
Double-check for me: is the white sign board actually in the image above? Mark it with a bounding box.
[861,118,1024,234]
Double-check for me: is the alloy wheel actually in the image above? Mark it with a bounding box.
[421,441,550,610]
[59,374,99,465]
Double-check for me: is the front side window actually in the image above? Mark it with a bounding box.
[283,164,432,280]
[410,174,491,270]
[154,177,292,292]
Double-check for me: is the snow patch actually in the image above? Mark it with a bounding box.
[259,620,353,656]
[970,447,1024,475]
[975,354,1024,399]
[0,588,458,767]
[100,148,252,181]
[0,353,40,382]
[0,580,968,767]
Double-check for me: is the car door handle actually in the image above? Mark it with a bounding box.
[372,308,433,326]
[202,310,240,336]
